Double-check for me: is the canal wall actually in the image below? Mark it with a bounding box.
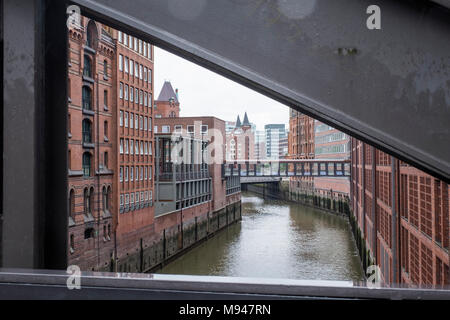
[110,201,242,273]
[243,181,350,217]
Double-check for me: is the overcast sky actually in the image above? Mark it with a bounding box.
[154,47,290,132]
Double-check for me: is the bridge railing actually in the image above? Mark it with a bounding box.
[222,160,351,178]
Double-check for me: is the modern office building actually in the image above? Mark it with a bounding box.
[264,124,287,160]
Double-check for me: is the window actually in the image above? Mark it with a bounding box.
[145,167,147,180]
[130,59,134,76]
[70,234,74,252]
[129,35,133,49]
[104,90,108,108]
[135,141,139,154]
[135,63,139,78]
[124,85,128,101]
[140,90,143,105]
[82,86,92,110]
[145,191,148,201]
[120,138,124,154]
[187,125,194,134]
[148,93,152,107]
[143,42,147,57]
[135,192,139,204]
[144,142,148,155]
[174,125,182,132]
[134,38,138,51]
[149,166,152,180]
[144,92,148,106]
[130,167,134,181]
[148,45,152,60]
[125,166,128,181]
[120,166,123,182]
[125,112,129,128]
[144,67,147,81]
[139,39,142,54]
[139,64,143,79]
[125,139,129,154]
[135,115,138,130]
[103,60,108,77]
[120,111,123,126]
[130,113,134,129]
[148,118,152,131]
[119,82,123,99]
[148,69,152,83]
[124,57,129,73]
[69,189,75,219]
[130,87,134,102]
[125,194,129,205]
[104,121,108,139]
[118,31,122,43]
[144,117,148,131]
[83,55,92,78]
[82,119,92,143]
[135,88,139,103]
[201,125,208,134]
[140,116,143,130]
[130,193,134,205]
[104,151,108,168]
[149,142,152,155]
[130,139,134,155]
[140,168,143,181]
[140,141,144,155]
[162,125,170,133]
[123,32,127,46]
[82,152,92,177]
[86,21,97,48]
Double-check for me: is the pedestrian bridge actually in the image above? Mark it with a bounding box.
[222,160,350,178]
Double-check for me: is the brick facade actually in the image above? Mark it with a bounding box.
[351,138,449,287]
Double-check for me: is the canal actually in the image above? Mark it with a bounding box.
[158,191,364,281]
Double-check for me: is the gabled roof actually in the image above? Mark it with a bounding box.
[242,112,250,126]
[157,81,179,103]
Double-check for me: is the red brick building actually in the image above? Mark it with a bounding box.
[225,113,255,161]
[351,138,449,287]
[154,81,180,118]
[288,109,315,193]
[314,120,350,195]
[68,18,155,272]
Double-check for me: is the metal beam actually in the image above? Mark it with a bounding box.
[71,0,450,183]
[2,0,68,269]
[73,0,450,181]
[0,269,449,300]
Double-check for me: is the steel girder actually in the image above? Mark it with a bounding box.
[73,0,450,182]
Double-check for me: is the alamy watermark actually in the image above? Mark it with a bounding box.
[66,265,81,290]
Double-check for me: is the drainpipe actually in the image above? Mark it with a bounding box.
[391,156,398,283]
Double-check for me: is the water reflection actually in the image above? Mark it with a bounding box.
[158,191,364,281]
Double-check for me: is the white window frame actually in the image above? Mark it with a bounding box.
[119,54,123,71]
[120,166,123,182]
[119,111,123,127]
[120,139,124,154]
[130,113,134,129]
[130,139,134,155]
[124,57,129,73]
[124,112,128,128]
[130,87,134,102]
[129,60,133,76]
[119,83,123,99]
[124,84,128,101]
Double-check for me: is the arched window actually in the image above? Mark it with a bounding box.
[104,151,108,169]
[86,20,98,49]
[103,60,108,76]
[89,187,95,215]
[107,186,112,211]
[83,55,92,78]
[104,120,108,139]
[83,188,89,214]
[82,119,92,143]
[69,189,75,219]
[104,90,108,108]
[82,86,92,110]
[82,152,92,177]
[102,186,107,211]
